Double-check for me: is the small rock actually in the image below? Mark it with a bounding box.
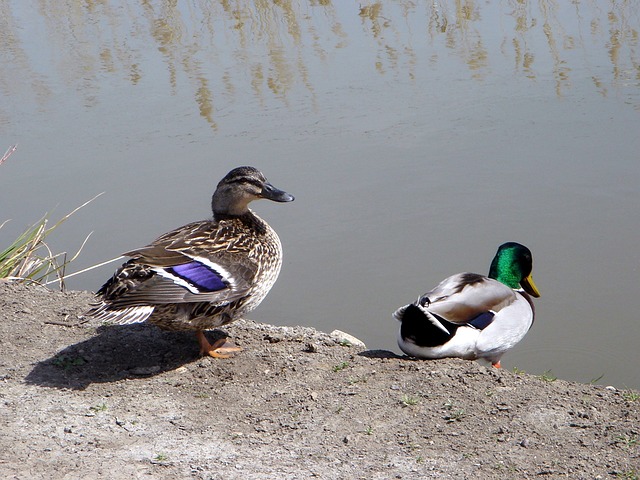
[519,438,530,448]
[330,330,366,349]
[605,386,617,391]
[304,343,318,353]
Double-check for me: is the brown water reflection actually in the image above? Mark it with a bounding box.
[1,1,638,130]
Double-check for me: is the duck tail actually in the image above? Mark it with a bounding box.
[395,304,450,334]
[85,301,155,325]
[396,303,458,347]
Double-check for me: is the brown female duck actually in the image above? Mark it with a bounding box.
[87,166,294,357]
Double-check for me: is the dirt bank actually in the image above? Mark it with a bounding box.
[0,281,638,479]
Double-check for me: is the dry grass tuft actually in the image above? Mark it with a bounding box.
[0,194,102,289]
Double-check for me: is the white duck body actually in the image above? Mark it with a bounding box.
[394,267,537,367]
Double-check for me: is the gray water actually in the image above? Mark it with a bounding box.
[1,1,639,389]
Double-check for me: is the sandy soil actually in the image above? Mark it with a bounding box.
[0,281,638,479]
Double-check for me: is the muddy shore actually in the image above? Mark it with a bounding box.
[0,281,638,479]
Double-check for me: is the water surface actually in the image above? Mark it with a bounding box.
[1,1,639,388]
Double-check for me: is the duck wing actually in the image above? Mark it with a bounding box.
[99,221,255,308]
[420,273,517,326]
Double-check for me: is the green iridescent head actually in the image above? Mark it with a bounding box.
[488,242,540,297]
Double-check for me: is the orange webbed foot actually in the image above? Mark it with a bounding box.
[197,331,243,358]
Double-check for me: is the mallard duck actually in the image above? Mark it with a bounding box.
[87,166,294,358]
[393,242,540,368]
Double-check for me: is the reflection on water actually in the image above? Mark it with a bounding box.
[1,1,638,130]
[0,1,639,389]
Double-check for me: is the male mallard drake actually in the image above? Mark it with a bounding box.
[87,166,294,358]
[393,242,540,368]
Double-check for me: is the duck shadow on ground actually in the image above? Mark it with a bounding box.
[25,324,231,390]
[357,349,404,360]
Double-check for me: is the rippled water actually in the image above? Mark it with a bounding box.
[1,1,639,388]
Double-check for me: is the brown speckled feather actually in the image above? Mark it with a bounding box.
[86,166,294,334]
